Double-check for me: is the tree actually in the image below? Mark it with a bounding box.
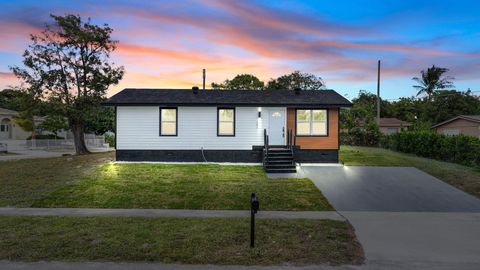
[85,106,115,135]
[421,90,480,124]
[267,71,325,90]
[13,110,35,138]
[211,74,264,90]
[39,114,69,138]
[11,14,124,154]
[412,65,454,97]
[0,89,29,111]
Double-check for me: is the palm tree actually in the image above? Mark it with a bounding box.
[412,65,454,97]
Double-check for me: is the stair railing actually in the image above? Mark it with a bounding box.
[286,129,295,150]
[263,129,269,168]
[287,129,295,165]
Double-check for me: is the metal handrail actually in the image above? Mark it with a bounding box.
[263,129,269,167]
[288,129,295,163]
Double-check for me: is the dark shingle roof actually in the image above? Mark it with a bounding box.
[104,88,352,107]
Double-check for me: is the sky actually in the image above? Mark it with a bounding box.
[0,0,479,100]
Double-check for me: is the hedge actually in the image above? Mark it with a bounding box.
[383,131,480,167]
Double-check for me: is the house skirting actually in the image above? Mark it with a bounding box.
[116,149,338,163]
[293,149,339,163]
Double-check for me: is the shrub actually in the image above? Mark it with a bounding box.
[384,131,480,167]
[341,123,382,147]
[105,133,115,148]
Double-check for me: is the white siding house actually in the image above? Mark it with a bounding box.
[117,106,270,150]
[105,88,352,163]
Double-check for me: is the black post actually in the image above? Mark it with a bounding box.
[250,205,255,248]
[250,193,259,248]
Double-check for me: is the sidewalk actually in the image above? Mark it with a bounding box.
[0,207,345,220]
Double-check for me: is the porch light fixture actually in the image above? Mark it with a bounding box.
[257,107,262,118]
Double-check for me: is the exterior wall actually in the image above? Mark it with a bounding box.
[379,127,405,135]
[0,116,31,140]
[435,119,480,138]
[117,106,268,150]
[286,108,339,150]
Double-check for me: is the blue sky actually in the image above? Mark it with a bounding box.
[0,0,479,99]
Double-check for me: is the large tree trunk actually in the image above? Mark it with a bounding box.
[71,122,90,155]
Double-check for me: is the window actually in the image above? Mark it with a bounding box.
[296,109,327,136]
[443,129,459,136]
[160,108,177,136]
[386,128,399,135]
[217,108,235,136]
[0,125,4,132]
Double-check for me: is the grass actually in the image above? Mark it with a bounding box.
[340,146,480,199]
[32,163,332,211]
[0,152,115,207]
[0,216,363,265]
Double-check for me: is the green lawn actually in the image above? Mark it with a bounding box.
[340,146,480,199]
[32,163,332,210]
[0,152,115,207]
[0,216,363,265]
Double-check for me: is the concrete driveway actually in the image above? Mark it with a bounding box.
[301,166,480,212]
[299,165,480,269]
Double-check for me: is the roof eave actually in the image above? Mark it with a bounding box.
[102,102,352,107]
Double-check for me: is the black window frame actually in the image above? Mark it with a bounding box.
[159,107,178,136]
[295,108,329,137]
[217,107,236,137]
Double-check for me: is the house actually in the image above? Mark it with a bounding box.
[432,115,480,138]
[104,88,352,169]
[0,107,69,141]
[0,107,32,140]
[359,117,411,135]
[376,118,411,135]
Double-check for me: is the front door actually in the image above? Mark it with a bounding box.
[268,108,285,145]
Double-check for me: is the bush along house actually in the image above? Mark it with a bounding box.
[104,87,352,173]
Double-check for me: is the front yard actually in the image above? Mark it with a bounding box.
[340,146,480,199]
[0,216,363,265]
[33,163,331,210]
[0,153,332,211]
[0,151,360,265]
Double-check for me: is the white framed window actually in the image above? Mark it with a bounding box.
[296,109,327,136]
[217,108,235,136]
[160,108,177,136]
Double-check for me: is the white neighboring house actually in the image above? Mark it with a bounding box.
[0,107,32,140]
[0,107,68,140]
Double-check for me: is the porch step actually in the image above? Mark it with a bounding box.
[263,146,296,173]
[267,152,292,157]
[265,159,294,165]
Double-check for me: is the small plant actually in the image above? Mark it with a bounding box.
[105,133,115,148]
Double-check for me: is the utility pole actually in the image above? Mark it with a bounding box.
[202,68,206,90]
[376,60,381,125]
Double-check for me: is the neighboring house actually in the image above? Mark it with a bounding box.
[0,107,32,140]
[0,107,69,140]
[359,117,411,135]
[104,88,352,167]
[432,115,480,138]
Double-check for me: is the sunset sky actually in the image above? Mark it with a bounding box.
[0,0,479,100]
